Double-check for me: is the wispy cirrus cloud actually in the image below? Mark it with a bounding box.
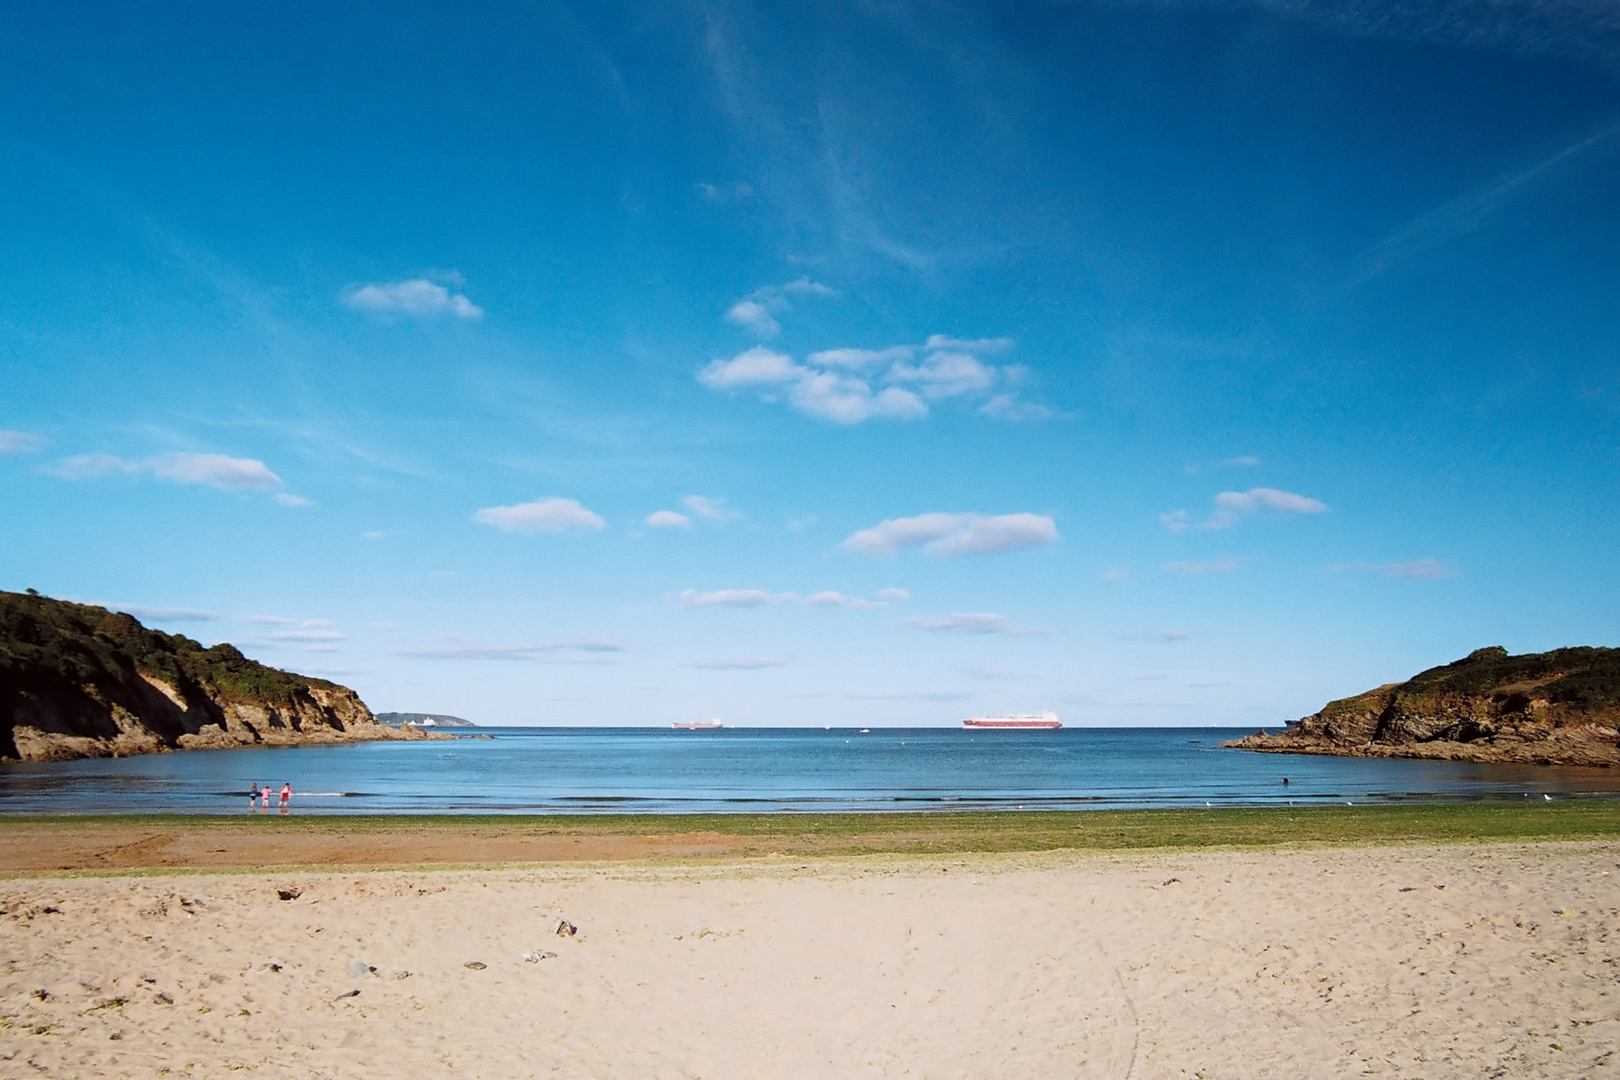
[682,494,742,523]
[107,603,219,623]
[1122,629,1192,642]
[677,587,906,608]
[699,335,1045,424]
[342,278,483,320]
[1167,558,1241,576]
[679,588,790,607]
[394,637,627,661]
[1161,488,1327,532]
[723,277,838,338]
[687,656,787,670]
[47,451,302,502]
[901,612,1052,636]
[473,497,606,534]
[265,629,346,642]
[842,512,1057,557]
[0,430,46,455]
[1325,559,1457,580]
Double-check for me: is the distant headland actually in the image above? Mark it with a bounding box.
[1226,646,1620,767]
[376,712,477,728]
[0,589,445,762]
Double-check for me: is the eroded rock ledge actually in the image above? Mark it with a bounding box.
[1225,646,1620,767]
[1,590,448,762]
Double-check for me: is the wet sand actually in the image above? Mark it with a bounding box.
[2,841,1617,1078]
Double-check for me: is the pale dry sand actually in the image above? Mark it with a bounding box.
[2,843,1617,1079]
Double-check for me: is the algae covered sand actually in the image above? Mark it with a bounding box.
[2,801,1619,872]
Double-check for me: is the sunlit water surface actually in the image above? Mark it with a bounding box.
[3,727,1619,814]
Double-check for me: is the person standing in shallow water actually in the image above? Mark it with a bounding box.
[248,783,259,811]
[280,782,291,813]
[261,784,273,813]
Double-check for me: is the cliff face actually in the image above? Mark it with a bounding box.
[1226,646,1620,767]
[0,590,440,762]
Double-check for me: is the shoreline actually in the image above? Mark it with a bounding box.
[3,802,1620,874]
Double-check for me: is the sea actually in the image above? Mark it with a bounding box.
[3,726,1620,814]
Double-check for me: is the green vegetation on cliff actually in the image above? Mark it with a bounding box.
[0,589,370,760]
[1229,645,1620,766]
[0,589,333,706]
[1400,646,1620,715]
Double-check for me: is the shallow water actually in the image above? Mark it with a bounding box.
[4,727,1620,814]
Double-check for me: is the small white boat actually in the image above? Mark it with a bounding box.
[672,719,724,731]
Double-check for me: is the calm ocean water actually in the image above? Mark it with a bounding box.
[3,727,1620,814]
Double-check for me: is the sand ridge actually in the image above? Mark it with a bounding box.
[2,843,1617,1078]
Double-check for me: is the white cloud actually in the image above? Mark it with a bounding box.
[779,277,837,299]
[698,347,801,390]
[980,394,1054,422]
[901,613,1052,636]
[924,335,1013,353]
[0,430,46,455]
[679,588,779,607]
[682,495,743,522]
[48,451,292,497]
[473,497,606,534]
[1325,559,1456,581]
[646,510,692,529]
[722,278,838,339]
[877,587,909,602]
[1097,568,1131,585]
[1167,558,1241,575]
[688,657,787,670]
[842,512,967,554]
[342,278,483,320]
[1217,488,1327,515]
[243,616,329,626]
[267,629,346,642]
[1384,559,1455,580]
[807,346,913,370]
[927,514,1059,557]
[273,492,313,507]
[789,372,926,424]
[697,180,755,203]
[111,604,218,623]
[724,299,781,338]
[1122,629,1191,642]
[678,587,901,609]
[700,334,1045,424]
[888,350,997,400]
[48,453,135,480]
[842,512,1057,557]
[1163,487,1329,531]
[396,637,626,661]
[148,452,284,491]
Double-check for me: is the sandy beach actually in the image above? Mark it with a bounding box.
[3,840,1617,1078]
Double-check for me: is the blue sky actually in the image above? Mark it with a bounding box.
[2,0,1617,726]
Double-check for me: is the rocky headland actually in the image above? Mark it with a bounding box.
[0,589,447,762]
[1226,646,1620,767]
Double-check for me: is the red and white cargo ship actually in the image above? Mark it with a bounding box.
[962,711,1062,730]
